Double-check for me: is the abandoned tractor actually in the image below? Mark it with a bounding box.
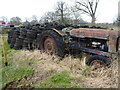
[7,24,120,68]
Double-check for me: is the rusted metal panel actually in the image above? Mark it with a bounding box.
[108,36,117,53]
[70,28,119,40]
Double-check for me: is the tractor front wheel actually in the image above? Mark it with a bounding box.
[86,55,111,69]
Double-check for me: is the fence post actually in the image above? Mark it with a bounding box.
[1,36,8,66]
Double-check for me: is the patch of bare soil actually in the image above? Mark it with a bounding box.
[2,70,54,89]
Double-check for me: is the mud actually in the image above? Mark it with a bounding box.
[2,70,55,89]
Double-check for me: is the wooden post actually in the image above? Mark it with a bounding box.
[1,36,8,66]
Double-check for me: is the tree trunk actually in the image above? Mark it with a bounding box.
[91,16,96,26]
[61,10,64,24]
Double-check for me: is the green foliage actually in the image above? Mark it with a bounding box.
[35,71,79,88]
[1,36,34,87]
[2,63,33,86]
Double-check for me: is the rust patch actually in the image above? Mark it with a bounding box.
[70,28,119,39]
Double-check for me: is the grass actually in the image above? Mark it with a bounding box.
[19,51,118,88]
[0,36,34,88]
[35,71,79,88]
[2,56,34,87]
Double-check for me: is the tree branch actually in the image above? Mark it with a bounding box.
[76,1,88,8]
[88,0,94,15]
[76,1,92,16]
[76,7,90,15]
[94,0,99,15]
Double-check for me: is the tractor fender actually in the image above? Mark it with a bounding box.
[51,28,64,36]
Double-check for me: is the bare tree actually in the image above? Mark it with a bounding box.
[71,8,86,25]
[75,0,99,25]
[41,12,58,23]
[30,15,38,24]
[55,1,70,24]
[23,17,30,25]
[31,15,37,21]
[9,17,22,25]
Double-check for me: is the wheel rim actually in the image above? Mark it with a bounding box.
[91,60,106,69]
[43,36,57,55]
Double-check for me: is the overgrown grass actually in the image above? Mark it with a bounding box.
[21,51,118,88]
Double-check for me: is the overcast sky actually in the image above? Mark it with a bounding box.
[0,0,120,23]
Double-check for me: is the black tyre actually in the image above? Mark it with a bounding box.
[14,44,22,50]
[7,39,11,44]
[10,38,16,48]
[37,30,65,57]
[31,40,37,49]
[13,30,20,37]
[9,31,20,48]
[37,33,42,49]
[27,43,33,50]
[8,30,14,36]
[12,30,20,39]
[24,38,34,43]
[22,42,28,49]
[20,28,27,35]
[10,44,14,48]
[86,55,111,68]
[23,39,33,50]
[14,38,24,49]
[8,30,14,44]
[20,29,27,37]
[26,30,37,39]
[19,36,26,39]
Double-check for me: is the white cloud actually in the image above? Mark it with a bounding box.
[96,0,119,23]
[0,0,60,20]
[0,0,120,23]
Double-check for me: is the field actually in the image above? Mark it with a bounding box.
[0,33,119,89]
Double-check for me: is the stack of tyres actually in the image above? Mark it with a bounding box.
[19,28,27,39]
[15,28,27,49]
[8,30,14,44]
[10,30,20,49]
[23,30,37,50]
[14,38,23,50]
[8,27,39,50]
[36,33,41,49]
[13,28,27,50]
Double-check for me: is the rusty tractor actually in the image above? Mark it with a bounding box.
[7,24,120,68]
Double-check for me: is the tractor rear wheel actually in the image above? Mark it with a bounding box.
[38,30,65,57]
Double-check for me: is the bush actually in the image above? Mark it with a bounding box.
[0,28,10,34]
